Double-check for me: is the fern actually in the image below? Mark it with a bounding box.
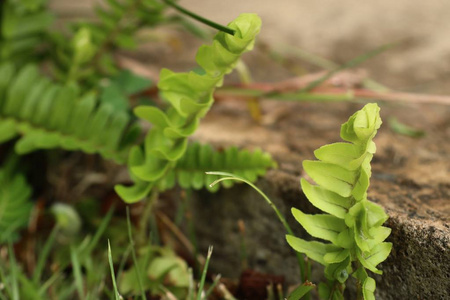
[0,63,139,163]
[0,157,33,243]
[51,0,165,85]
[156,142,277,192]
[115,14,263,202]
[0,0,53,65]
[286,103,392,299]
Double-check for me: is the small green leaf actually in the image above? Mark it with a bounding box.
[323,249,350,264]
[301,178,351,219]
[314,142,365,170]
[362,277,376,300]
[286,235,340,266]
[389,117,425,138]
[324,256,350,283]
[359,242,392,274]
[72,27,96,65]
[291,208,347,244]
[303,161,356,197]
[115,181,153,204]
[287,282,315,300]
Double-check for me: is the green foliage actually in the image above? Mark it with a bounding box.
[0,0,53,65]
[0,63,139,163]
[115,13,264,202]
[0,157,33,243]
[120,246,190,298]
[50,0,165,85]
[99,69,153,112]
[158,142,277,192]
[286,103,392,299]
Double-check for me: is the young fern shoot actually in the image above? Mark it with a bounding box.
[115,14,263,203]
[286,103,392,300]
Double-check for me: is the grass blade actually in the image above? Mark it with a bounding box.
[70,245,84,299]
[38,272,61,296]
[83,205,115,255]
[187,268,195,300]
[287,282,315,300]
[205,274,222,299]
[197,246,213,300]
[126,206,147,300]
[7,241,19,300]
[33,225,59,283]
[301,44,393,92]
[107,240,120,300]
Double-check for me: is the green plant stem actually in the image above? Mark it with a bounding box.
[197,246,213,300]
[92,0,141,75]
[205,274,222,298]
[126,207,147,300]
[138,189,159,244]
[107,240,120,300]
[7,241,19,300]
[216,86,354,102]
[207,172,308,283]
[33,225,59,284]
[300,43,393,92]
[161,0,235,35]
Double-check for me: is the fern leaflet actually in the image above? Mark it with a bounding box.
[0,157,33,243]
[0,0,53,65]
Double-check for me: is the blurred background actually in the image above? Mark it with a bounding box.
[51,0,450,93]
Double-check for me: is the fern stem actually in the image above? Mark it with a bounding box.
[138,189,159,245]
[92,0,141,75]
[207,172,308,283]
[161,0,235,35]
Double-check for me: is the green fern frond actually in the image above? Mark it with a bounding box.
[0,63,139,163]
[156,142,277,192]
[286,103,391,299]
[0,159,33,243]
[115,14,263,202]
[0,0,53,65]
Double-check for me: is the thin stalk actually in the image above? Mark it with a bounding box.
[187,268,195,300]
[7,241,19,300]
[107,240,120,300]
[70,246,84,299]
[138,189,159,244]
[236,60,262,122]
[162,0,235,36]
[126,207,147,300]
[33,225,59,283]
[197,246,213,300]
[216,86,354,102]
[206,172,307,283]
[300,43,394,92]
[205,274,222,299]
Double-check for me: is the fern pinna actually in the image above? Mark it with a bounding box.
[0,0,53,65]
[115,14,267,202]
[0,156,33,243]
[286,103,392,300]
[0,63,138,163]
